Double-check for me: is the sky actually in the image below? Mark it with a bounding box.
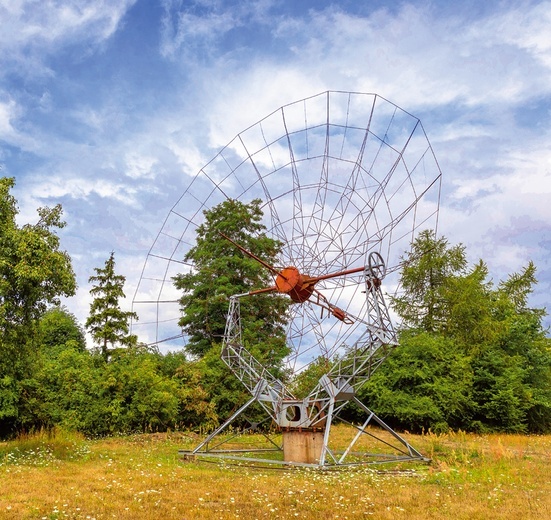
[1,0,551,348]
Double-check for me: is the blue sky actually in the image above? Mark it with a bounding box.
[2,0,551,343]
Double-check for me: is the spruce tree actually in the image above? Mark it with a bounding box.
[391,229,467,332]
[173,198,289,361]
[86,252,138,360]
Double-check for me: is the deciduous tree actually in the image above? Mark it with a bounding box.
[0,177,76,436]
[38,306,86,352]
[0,178,76,348]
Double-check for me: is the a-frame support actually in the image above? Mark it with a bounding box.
[180,253,429,468]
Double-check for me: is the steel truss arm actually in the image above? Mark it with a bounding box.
[221,295,294,423]
[306,262,397,405]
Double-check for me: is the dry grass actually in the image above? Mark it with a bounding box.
[1,426,550,519]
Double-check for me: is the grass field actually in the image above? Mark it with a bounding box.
[1,426,550,519]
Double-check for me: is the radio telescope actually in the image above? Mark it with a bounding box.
[132,91,441,467]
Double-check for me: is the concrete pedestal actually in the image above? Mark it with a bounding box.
[282,430,324,464]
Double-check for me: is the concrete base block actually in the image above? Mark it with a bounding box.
[282,430,324,464]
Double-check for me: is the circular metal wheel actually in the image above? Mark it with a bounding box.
[367,251,386,280]
[132,91,442,374]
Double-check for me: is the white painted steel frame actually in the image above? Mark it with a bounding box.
[182,259,429,467]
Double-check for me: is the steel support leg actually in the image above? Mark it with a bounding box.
[352,397,427,459]
[192,395,258,454]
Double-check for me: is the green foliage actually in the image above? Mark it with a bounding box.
[0,178,76,343]
[290,356,332,399]
[192,346,251,423]
[99,348,181,434]
[441,260,498,348]
[471,347,530,432]
[375,229,551,433]
[38,306,86,352]
[0,177,76,437]
[392,229,467,332]
[360,332,475,432]
[0,376,19,427]
[85,252,138,360]
[26,344,203,436]
[173,357,218,429]
[173,198,289,361]
[7,306,222,437]
[27,343,104,433]
[170,199,294,423]
[2,173,549,438]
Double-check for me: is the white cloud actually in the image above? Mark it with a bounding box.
[0,0,136,47]
[440,137,551,280]
[162,1,551,165]
[262,2,551,109]
[0,94,42,152]
[205,66,323,149]
[0,0,137,77]
[481,1,551,68]
[0,97,18,138]
[160,0,275,59]
[151,2,551,288]
[20,175,140,213]
[5,0,551,334]
[124,152,158,180]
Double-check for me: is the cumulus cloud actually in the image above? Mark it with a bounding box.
[169,1,551,325]
[3,0,551,334]
[265,2,551,108]
[481,1,551,69]
[0,94,42,154]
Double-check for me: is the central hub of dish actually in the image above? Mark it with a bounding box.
[275,266,314,303]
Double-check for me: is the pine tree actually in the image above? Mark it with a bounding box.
[85,252,138,360]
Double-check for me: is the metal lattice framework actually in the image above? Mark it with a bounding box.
[132,90,442,467]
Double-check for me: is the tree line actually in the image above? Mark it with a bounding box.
[0,178,550,438]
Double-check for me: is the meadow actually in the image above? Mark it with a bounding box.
[0,426,549,520]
